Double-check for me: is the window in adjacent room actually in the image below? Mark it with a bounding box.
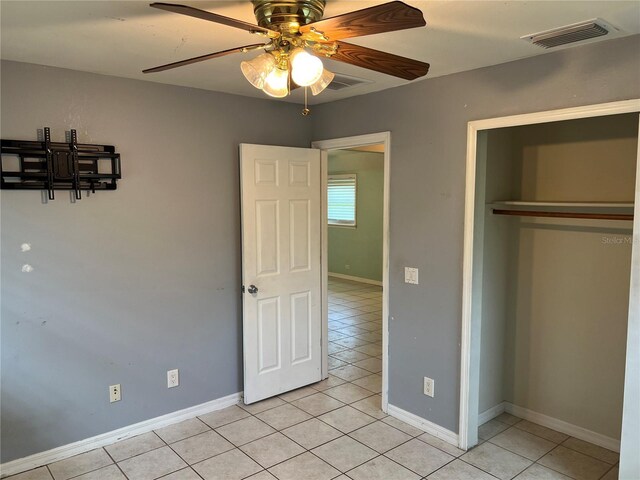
[328,174,357,226]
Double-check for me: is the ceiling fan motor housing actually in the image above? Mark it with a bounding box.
[253,0,326,34]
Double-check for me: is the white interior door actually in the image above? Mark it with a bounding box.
[240,143,322,404]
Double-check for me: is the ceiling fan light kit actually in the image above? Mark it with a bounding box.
[263,64,290,98]
[240,44,332,98]
[144,0,430,113]
[310,68,335,95]
[240,52,277,89]
[289,48,323,86]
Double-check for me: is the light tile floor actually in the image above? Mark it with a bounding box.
[8,279,620,480]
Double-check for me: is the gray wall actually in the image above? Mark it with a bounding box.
[311,34,640,433]
[328,150,384,282]
[477,128,519,415]
[0,61,312,462]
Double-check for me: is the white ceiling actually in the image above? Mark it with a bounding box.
[2,1,639,105]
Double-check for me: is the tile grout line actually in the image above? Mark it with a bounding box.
[459,455,513,479]
[45,464,54,480]
[57,447,116,480]
[104,423,201,476]
[163,431,210,479]
[555,440,619,466]
[155,466,204,480]
[530,444,589,480]
[102,446,132,480]
[596,463,617,480]
[483,419,619,466]
[485,431,558,462]
[465,432,554,480]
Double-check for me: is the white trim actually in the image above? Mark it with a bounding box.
[388,404,459,447]
[313,132,391,413]
[459,99,640,452]
[328,272,383,286]
[320,150,329,380]
[469,99,640,131]
[0,392,242,478]
[478,402,507,425]
[504,403,621,453]
[460,118,479,450]
[619,115,640,478]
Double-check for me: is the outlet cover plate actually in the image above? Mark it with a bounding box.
[423,377,434,397]
[405,267,419,284]
[167,369,179,388]
[110,384,121,403]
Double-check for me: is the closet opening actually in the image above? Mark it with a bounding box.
[459,101,640,477]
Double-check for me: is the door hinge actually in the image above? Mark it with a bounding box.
[241,285,245,293]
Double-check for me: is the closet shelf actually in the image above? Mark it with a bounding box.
[489,201,635,221]
[491,201,634,208]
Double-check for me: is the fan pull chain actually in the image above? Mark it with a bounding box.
[302,87,310,116]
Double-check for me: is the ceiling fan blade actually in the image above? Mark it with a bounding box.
[299,1,425,41]
[328,41,429,80]
[143,44,266,73]
[150,3,279,37]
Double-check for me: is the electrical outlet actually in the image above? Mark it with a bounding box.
[167,369,179,388]
[405,267,419,284]
[423,377,434,397]
[109,384,121,403]
[345,264,351,270]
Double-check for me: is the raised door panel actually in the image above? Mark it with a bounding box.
[291,291,312,365]
[256,200,280,277]
[290,199,311,272]
[257,297,281,374]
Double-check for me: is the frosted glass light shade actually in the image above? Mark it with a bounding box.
[263,67,289,98]
[290,48,323,87]
[241,53,276,89]
[310,69,335,95]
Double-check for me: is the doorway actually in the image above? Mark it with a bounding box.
[459,100,640,477]
[312,132,391,413]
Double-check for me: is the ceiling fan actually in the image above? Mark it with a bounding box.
[143,0,430,106]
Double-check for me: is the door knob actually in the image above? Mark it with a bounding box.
[247,285,258,294]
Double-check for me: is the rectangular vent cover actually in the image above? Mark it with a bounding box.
[522,19,611,49]
[327,73,373,91]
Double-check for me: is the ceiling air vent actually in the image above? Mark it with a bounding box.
[522,19,611,49]
[326,73,373,91]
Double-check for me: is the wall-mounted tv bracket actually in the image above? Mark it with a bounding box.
[1,127,121,200]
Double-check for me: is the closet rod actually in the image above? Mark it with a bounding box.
[492,209,634,221]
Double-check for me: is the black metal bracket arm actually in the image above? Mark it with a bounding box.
[1,127,121,199]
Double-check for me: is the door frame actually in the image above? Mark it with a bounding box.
[312,132,391,412]
[459,99,640,459]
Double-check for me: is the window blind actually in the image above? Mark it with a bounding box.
[328,174,356,226]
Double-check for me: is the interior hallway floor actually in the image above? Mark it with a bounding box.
[8,278,620,480]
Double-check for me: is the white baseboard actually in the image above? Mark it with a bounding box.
[504,403,620,453]
[388,404,459,448]
[0,392,242,478]
[478,402,507,425]
[328,272,383,286]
